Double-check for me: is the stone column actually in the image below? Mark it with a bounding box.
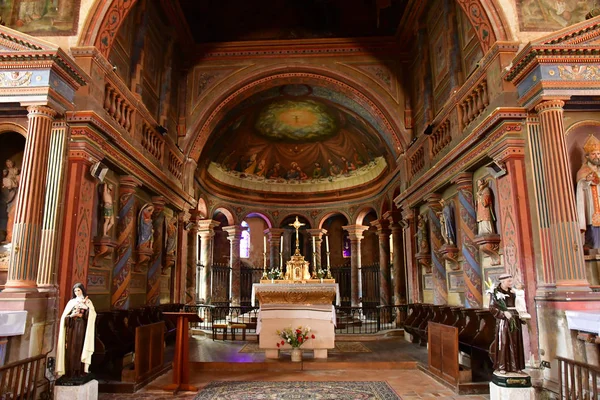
[371,219,392,308]
[343,225,369,307]
[307,228,327,273]
[36,121,69,291]
[385,211,407,307]
[283,229,293,267]
[112,176,142,309]
[453,172,483,308]
[185,210,200,304]
[534,100,589,289]
[174,211,186,303]
[146,196,165,306]
[265,228,284,270]
[400,206,419,303]
[425,194,447,305]
[56,140,103,310]
[198,219,220,304]
[5,106,57,291]
[224,225,245,307]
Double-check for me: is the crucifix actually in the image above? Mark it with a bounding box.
[289,216,305,255]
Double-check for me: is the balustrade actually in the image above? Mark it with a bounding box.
[459,80,489,129]
[168,150,184,181]
[429,119,451,158]
[104,83,133,133]
[141,122,165,162]
[409,146,425,178]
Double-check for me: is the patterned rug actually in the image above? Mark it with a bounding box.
[239,341,371,353]
[194,381,400,399]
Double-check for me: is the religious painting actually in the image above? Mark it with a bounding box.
[517,0,596,32]
[448,271,465,292]
[423,274,434,290]
[0,0,81,36]
[430,31,449,88]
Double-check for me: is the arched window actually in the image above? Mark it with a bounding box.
[240,221,250,258]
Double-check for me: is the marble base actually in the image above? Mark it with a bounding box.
[55,379,98,400]
[489,382,535,400]
[265,349,279,359]
[314,349,327,359]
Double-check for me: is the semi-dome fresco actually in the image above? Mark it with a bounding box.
[198,84,395,202]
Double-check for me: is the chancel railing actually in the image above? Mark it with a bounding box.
[211,263,231,305]
[558,356,600,400]
[360,263,381,308]
[240,267,264,307]
[0,353,46,399]
[330,265,351,306]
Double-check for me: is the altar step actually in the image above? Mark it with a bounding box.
[190,360,418,371]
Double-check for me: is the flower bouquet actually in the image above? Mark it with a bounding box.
[267,267,283,280]
[276,326,315,348]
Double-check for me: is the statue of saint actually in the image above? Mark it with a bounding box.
[101,183,115,237]
[2,159,20,243]
[137,203,155,251]
[56,283,96,380]
[576,134,600,250]
[439,198,456,246]
[488,274,526,375]
[415,214,429,254]
[476,178,496,235]
[165,216,177,256]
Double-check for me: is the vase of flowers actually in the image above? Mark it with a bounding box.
[276,326,315,362]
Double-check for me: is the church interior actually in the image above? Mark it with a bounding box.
[0,0,599,398]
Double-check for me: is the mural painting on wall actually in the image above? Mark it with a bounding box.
[0,0,81,35]
[206,85,390,194]
[517,0,596,31]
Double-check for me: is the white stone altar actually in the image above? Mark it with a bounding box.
[54,379,98,400]
[253,283,339,359]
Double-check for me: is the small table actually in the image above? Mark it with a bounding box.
[162,312,202,394]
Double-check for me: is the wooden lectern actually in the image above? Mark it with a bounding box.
[162,312,202,393]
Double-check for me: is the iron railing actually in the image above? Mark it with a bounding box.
[557,356,600,400]
[184,304,406,335]
[0,353,45,399]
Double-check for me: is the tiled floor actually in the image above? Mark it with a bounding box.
[98,334,490,399]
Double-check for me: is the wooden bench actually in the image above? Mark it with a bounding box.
[230,323,247,341]
[212,323,228,340]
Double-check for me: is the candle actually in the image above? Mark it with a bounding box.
[280,235,283,251]
[263,236,267,253]
[325,235,330,252]
[312,236,316,252]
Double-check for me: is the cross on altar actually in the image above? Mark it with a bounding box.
[289,216,305,255]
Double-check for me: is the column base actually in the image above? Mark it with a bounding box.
[55,379,98,400]
[489,381,535,400]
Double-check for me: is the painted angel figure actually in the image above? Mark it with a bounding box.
[138,203,155,251]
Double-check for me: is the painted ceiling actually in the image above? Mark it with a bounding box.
[178,0,407,43]
[197,84,394,203]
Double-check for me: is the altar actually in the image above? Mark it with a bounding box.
[253,282,339,359]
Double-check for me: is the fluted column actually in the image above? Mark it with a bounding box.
[198,219,219,304]
[37,121,69,291]
[265,228,284,270]
[5,106,57,291]
[112,176,142,309]
[307,228,327,272]
[371,219,392,308]
[425,193,447,305]
[185,210,201,304]
[343,225,369,306]
[534,100,588,289]
[224,225,245,307]
[146,196,165,305]
[453,172,482,308]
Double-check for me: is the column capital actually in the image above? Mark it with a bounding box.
[424,193,442,210]
[198,219,220,236]
[383,210,402,225]
[306,228,327,238]
[119,175,142,189]
[26,104,57,119]
[264,228,285,239]
[371,219,391,236]
[489,138,526,164]
[534,99,565,113]
[452,172,474,191]
[223,224,246,240]
[68,140,104,164]
[342,224,369,240]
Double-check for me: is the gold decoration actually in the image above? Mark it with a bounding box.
[584,134,600,154]
[256,288,336,305]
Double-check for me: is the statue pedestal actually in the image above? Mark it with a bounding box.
[54,379,98,400]
[489,381,535,400]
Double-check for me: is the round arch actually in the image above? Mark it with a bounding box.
[185,66,407,162]
[278,213,312,229]
[212,206,236,226]
[355,206,378,225]
[0,122,27,138]
[242,211,274,229]
[318,211,351,229]
[380,196,391,218]
[197,197,208,218]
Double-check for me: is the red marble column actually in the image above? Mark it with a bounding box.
[198,219,220,303]
[371,219,392,308]
[453,172,483,308]
[185,210,201,304]
[146,196,165,305]
[343,225,369,307]
[265,228,284,270]
[534,100,588,289]
[425,194,447,305]
[490,139,539,356]
[399,206,419,303]
[5,106,57,291]
[307,228,327,273]
[111,176,141,309]
[224,225,244,307]
[385,211,407,306]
